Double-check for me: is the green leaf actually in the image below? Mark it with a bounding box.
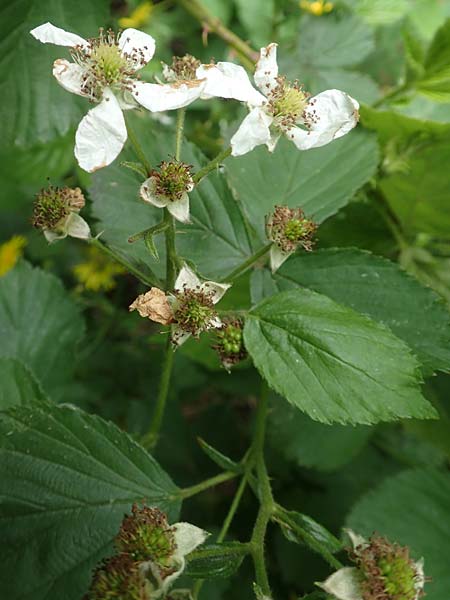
[226,130,379,241]
[347,0,408,26]
[346,468,450,600]
[268,395,372,471]
[251,248,450,375]
[234,0,275,48]
[0,358,46,411]
[244,290,435,425]
[198,438,240,472]
[0,261,85,399]
[0,400,180,600]
[419,19,450,101]
[91,119,254,280]
[274,508,342,555]
[185,542,247,579]
[0,0,109,147]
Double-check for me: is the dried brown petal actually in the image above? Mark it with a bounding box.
[129,288,173,325]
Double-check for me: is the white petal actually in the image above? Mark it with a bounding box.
[231,107,273,157]
[118,28,155,69]
[200,280,231,304]
[270,244,291,273]
[44,229,66,243]
[414,558,425,599]
[168,192,190,224]
[254,43,278,94]
[344,529,368,551]
[132,81,204,112]
[266,129,281,153]
[140,177,170,208]
[53,59,86,97]
[75,89,127,172]
[171,326,192,347]
[65,212,91,239]
[172,522,209,559]
[30,22,88,48]
[318,567,363,600]
[197,62,265,105]
[289,89,359,150]
[208,315,223,329]
[175,264,201,292]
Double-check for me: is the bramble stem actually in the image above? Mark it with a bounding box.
[372,83,410,109]
[249,382,274,596]
[175,0,258,70]
[125,115,152,175]
[90,238,160,287]
[178,471,238,499]
[221,243,273,282]
[193,147,232,183]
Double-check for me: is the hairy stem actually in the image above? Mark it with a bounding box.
[178,471,238,499]
[193,147,232,183]
[175,0,258,69]
[221,243,273,282]
[249,382,274,596]
[90,238,160,287]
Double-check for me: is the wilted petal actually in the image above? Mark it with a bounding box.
[118,28,155,69]
[175,264,201,291]
[75,88,127,172]
[208,315,223,329]
[198,62,265,105]
[254,43,278,94]
[30,22,88,48]
[53,59,86,96]
[132,80,204,112]
[200,280,231,304]
[414,558,425,599]
[231,107,273,157]
[344,529,368,551]
[65,212,91,240]
[129,288,173,324]
[172,522,209,559]
[318,567,363,600]
[270,244,291,273]
[140,177,170,208]
[167,192,190,224]
[289,89,359,150]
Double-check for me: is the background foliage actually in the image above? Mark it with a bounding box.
[1,0,450,599]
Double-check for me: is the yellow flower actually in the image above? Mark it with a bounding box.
[73,246,126,292]
[300,0,334,16]
[0,235,27,277]
[118,1,153,28]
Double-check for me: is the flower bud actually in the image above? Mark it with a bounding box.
[214,319,247,370]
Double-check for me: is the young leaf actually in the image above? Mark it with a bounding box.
[197,438,241,472]
[185,542,248,579]
[347,468,450,600]
[0,261,85,399]
[226,130,379,242]
[244,290,436,425]
[0,401,180,600]
[274,508,342,555]
[250,249,450,375]
[419,18,450,101]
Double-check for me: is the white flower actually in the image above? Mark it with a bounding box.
[30,22,157,172]
[32,185,91,243]
[318,530,426,600]
[140,160,194,224]
[230,43,360,157]
[133,54,265,112]
[170,264,231,347]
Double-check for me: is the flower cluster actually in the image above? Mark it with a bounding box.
[30,23,359,172]
[32,185,90,243]
[0,235,27,277]
[85,504,208,600]
[130,264,230,347]
[73,246,126,292]
[319,530,426,600]
[266,205,317,271]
